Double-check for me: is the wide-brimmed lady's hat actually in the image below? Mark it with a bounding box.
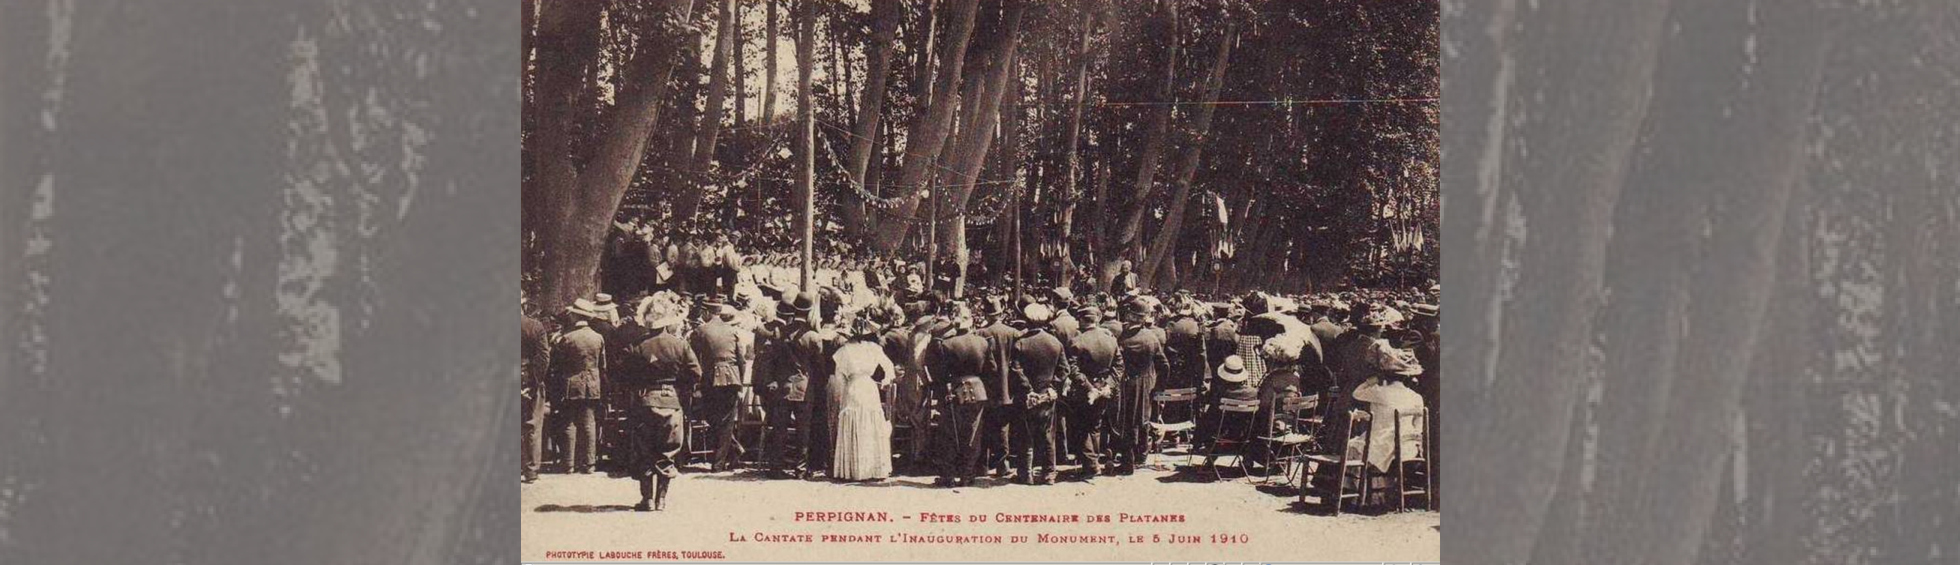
[1217,355,1249,383]
[1261,334,1306,364]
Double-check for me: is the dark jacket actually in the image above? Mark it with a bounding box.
[783,323,839,402]
[929,330,993,404]
[689,318,750,387]
[522,316,550,395]
[1067,327,1121,395]
[1049,312,1081,345]
[753,321,798,402]
[550,325,606,401]
[1164,315,1208,390]
[630,331,701,409]
[978,321,1023,405]
[1009,327,1067,396]
[1117,325,1172,386]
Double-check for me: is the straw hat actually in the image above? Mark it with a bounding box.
[1217,355,1249,383]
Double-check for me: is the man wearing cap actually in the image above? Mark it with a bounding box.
[549,301,607,474]
[927,308,993,487]
[1112,298,1172,474]
[690,295,751,471]
[1007,303,1067,484]
[1063,306,1120,478]
[622,314,699,510]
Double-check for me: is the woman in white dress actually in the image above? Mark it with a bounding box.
[829,316,897,481]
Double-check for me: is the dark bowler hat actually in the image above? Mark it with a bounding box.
[783,291,817,315]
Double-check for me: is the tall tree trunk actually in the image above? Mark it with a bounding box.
[1054,6,1096,290]
[1140,25,1234,288]
[764,0,779,121]
[841,0,902,240]
[934,4,1027,255]
[911,0,940,104]
[671,0,739,222]
[732,0,747,126]
[537,0,701,311]
[523,0,605,288]
[866,0,983,253]
[1108,0,1178,271]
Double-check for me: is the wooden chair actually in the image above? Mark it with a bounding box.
[685,413,716,467]
[1256,393,1321,486]
[1392,407,1434,512]
[737,384,769,465]
[1202,397,1262,481]
[1301,408,1371,516]
[1147,387,1201,459]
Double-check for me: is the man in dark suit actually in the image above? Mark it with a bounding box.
[690,297,751,471]
[754,313,803,478]
[1063,306,1120,479]
[1163,302,1209,392]
[1113,299,1172,474]
[623,314,699,511]
[521,311,551,483]
[975,296,1023,477]
[928,310,993,487]
[550,301,607,474]
[1008,303,1068,484]
[784,292,840,478]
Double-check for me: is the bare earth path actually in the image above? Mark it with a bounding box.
[522,456,1439,563]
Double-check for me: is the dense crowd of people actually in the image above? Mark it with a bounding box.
[522,247,1440,513]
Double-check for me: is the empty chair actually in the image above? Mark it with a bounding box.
[1148,387,1201,457]
[1257,393,1322,487]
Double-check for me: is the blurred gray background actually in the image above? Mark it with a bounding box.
[0,1,1954,564]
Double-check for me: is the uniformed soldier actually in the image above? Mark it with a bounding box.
[550,300,608,474]
[928,308,993,487]
[1063,306,1120,479]
[689,296,752,471]
[623,314,699,511]
[1113,298,1171,474]
[1007,303,1067,484]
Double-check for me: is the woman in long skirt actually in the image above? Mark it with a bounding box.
[829,317,897,481]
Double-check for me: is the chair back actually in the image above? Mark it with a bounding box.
[1392,407,1430,461]
[1212,397,1262,446]
[1153,387,1199,403]
[1152,387,1201,427]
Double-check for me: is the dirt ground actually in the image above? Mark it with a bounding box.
[521,454,1440,563]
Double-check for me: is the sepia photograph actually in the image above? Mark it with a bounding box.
[521,0,1439,561]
